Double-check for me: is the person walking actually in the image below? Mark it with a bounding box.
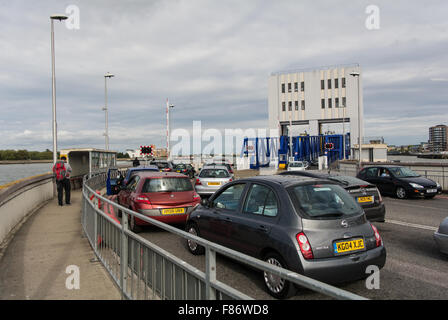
[132,157,140,167]
[52,156,72,206]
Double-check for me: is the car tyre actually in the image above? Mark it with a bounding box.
[129,213,142,233]
[395,186,407,199]
[263,252,295,299]
[186,223,204,255]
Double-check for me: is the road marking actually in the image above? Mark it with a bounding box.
[385,219,438,231]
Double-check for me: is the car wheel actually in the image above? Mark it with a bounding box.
[395,187,407,199]
[263,252,295,299]
[129,213,142,233]
[186,223,204,255]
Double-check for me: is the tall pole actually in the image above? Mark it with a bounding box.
[166,99,174,160]
[103,72,114,151]
[104,76,108,150]
[357,75,362,171]
[342,105,346,160]
[50,14,67,165]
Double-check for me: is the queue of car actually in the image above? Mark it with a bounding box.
[112,160,445,298]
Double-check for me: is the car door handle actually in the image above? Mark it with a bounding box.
[258,225,269,232]
[224,217,232,222]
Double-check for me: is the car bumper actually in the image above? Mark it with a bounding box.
[363,203,386,222]
[408,186,442,197]
[299,246,387,284]
[135,206,197,225]
[434,232,448,255]
[195,185,221,195]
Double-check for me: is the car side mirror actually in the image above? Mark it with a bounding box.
[201,198,209,207]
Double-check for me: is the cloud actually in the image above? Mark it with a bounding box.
[1,0,447,151]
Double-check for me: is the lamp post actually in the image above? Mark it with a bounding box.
[103,72,114,151]
[166,99,174,160]
[50,14,68,165]
[350,71,362,171]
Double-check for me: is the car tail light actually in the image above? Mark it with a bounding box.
[193,193,200,200]
[296,232,313,260]
[195,178,202,186]
[376,188,383,202]
[183,169,187,172]
[371,224,382,247]
[135,195,151,205]
[229,178,233,182]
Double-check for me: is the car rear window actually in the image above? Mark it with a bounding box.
[142,178,193,192]
[288,183,361,219]
[199,169,230,178]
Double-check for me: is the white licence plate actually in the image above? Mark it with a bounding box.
[427,189,437,193]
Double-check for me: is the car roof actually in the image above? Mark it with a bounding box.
[363,165,403,168]
[134,171,187,178]
[128,165,158,172]
[242,174,337,188]
[202,164,229,169]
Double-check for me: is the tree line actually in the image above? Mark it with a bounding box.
[0,149,130,160]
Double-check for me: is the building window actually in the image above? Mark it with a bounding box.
[321,99,325,109]
[281,84,285,93]
[335,97,339,108]
[328,79,332,89]
[335,79,339,89]
[282,102,286,111]
[288,101,292,111]
[328,98,332,108]
[294,82,298,92]
[288,83,292,93]
[342,97,346,107]
[301,100,305,110]
[301,81,305,92]
[321,79,325,89]
[342,77,346,88]
[295,101,299,110]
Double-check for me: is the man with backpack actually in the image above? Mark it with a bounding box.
[52,156,72,206]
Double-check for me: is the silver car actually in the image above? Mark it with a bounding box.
[195,165,233,196]
[434,217,448,255]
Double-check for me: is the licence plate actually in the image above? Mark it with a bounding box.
[208,182,221,186]
[334,239,365,254]
[427,189,437,193]
[161,208,185,215]
[357,196,373,203]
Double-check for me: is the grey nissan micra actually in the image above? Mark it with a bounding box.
[186,175,386,299]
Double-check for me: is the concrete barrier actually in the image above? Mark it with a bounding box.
[0,173,54,246]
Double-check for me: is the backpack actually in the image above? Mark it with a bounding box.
[54,162,67,181]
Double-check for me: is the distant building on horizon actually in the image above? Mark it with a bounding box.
[429,124,448,152]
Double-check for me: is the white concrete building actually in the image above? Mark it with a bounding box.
[268,64,364,155]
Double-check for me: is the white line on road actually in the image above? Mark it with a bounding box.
[385,219,438,231]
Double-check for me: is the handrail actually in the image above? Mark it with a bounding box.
[81,171,368,300]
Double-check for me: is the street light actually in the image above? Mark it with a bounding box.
[350,71,362,171]
[103,72,114,151]
[50,14,68,165]
[166,99,175,160]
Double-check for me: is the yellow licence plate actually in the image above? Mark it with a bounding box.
[357,196,373,203]
[334,239,365,254]
[161,208,185,215]
[208,182,221,186]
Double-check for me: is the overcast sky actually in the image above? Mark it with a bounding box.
[1,0,447,153]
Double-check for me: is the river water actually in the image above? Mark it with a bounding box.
[0,161,132,186]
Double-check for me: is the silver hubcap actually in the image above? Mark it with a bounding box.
[264,258,285,294]
[397,188,406,198]
[187,227,198,251]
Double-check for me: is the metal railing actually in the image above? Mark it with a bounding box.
[81,172,367,300]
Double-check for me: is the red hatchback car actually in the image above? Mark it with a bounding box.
[117,171,200,232]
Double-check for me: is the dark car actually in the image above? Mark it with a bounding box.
[185,175,386,299]
[174,163,196,179]
[434,217,448,256]
[150,160,175,172]
[357,165,442,199]
[122,165,159,186]
[117,171,201,232]
[278,171,385,222]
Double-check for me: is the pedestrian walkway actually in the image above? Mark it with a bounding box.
[0,190,120,299]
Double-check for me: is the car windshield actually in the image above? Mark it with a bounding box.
[388,167,420,177]
[199,169,230,178]
[175,164,186,169]
[288,183,361,219]
[142,178,193,192]
[153,162,169,169]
